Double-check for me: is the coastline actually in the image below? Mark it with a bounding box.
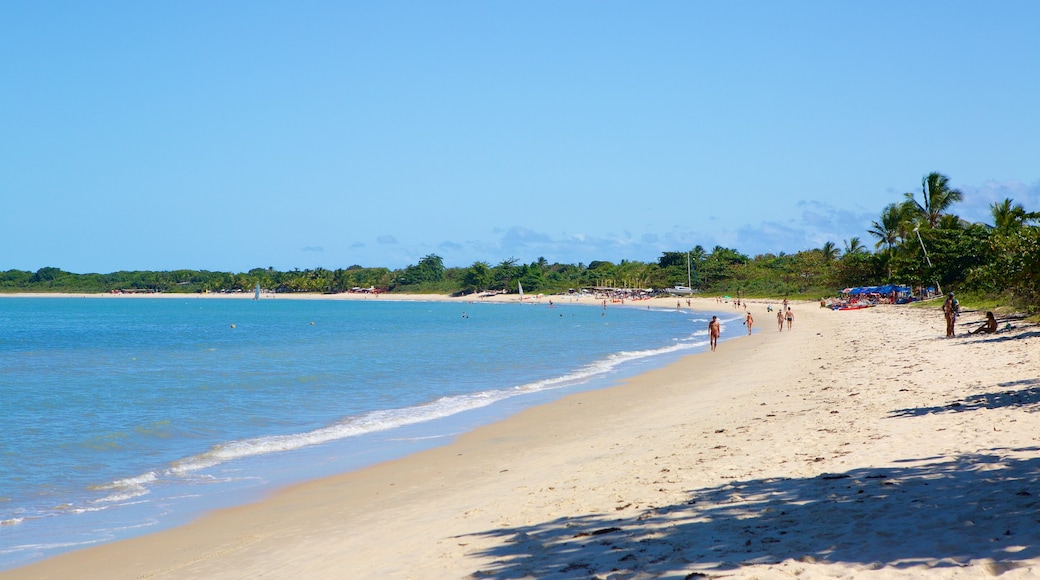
[5,297,1040,578]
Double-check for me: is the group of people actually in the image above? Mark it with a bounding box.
[709,291,997,353]
[944,291,1001,337]
[708,299,794,352]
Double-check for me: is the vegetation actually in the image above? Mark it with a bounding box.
[3,172,1037,311]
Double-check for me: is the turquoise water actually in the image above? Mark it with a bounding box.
[0,297,729,569]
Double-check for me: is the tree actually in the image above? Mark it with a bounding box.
[461,262,492,293]
[903,172,963,228]
[820,241,840,262]
[990,198,1031,232]
[843,237,867,255]
[492,258,519,290]
[397,254,445,286]
[31,267,65,284]
[868,203,909,253]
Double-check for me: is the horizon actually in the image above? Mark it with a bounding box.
[3,2,1039,273]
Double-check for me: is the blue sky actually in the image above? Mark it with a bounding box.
[3,2,1038,273]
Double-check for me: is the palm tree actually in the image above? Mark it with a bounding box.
[903,172,963,228]
[689,244,707,265]
[991,198,1030,231]
[868,203,908,253]
[820,241,840,262]
[936,213,969,230]
[843,237,867,255]
[689,245,707,286]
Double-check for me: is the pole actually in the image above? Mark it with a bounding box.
[687,252,692,289]
[914,227,943,296]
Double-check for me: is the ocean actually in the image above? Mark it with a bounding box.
[0,296,727,570]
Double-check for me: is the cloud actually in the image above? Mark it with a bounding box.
[371,181,1040,269]
[797,200,875,232]
[735,221,811,255]
[721,200,878,256]
[958,180,1040,225]
[376,235,398,245]
[350,241,366,248]
[501,226,552,245]
[301,246,324,252]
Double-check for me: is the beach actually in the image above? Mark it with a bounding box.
[5,295,1040,578]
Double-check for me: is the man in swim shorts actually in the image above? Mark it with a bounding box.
[786,307,794,330]
[709,315,721,352]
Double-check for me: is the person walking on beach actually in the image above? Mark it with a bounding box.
[942,292,960,337]
[785,307,794,330]
[777,309,784,332]
[709,316,720,352]
[744,311,753,335]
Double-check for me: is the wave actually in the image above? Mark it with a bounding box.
[89,472,158,504]
[134,331,708,485]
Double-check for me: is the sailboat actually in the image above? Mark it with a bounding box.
[518,281,524,302]
[253,283,261,301]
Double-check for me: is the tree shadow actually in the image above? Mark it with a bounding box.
[461,451,1040,578]
[958,329,1040,344]
[889,379,1040,418]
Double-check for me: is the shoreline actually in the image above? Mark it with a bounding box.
[5,299,1040,578]
[0,293,728,572]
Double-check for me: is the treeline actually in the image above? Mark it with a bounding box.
[0,251,869,299]
[4,172,1037,309]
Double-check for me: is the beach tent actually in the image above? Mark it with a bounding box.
[843,285,911,296]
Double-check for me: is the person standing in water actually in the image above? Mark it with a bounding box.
[709,316,721,352]
[744,310,753,335]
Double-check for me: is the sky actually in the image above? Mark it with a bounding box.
[3,2,1039,274]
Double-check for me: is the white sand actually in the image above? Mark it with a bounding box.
[4,296,1040,579]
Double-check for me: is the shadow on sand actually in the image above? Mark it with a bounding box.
[889,379,1040,418]
[958,329,1040,344]
[462,451,1040,578]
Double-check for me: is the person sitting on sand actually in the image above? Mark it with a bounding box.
[971,311,998,335]
[709,316,720,352]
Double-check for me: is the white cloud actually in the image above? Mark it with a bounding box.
[958,180,1040,225]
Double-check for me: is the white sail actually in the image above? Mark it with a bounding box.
[254,283,261,300]
[518,281,524,302]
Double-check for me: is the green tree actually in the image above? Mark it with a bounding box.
[491,258,519,290]
[820,241,840,262]
[397,254,445,286]
[868,203,910,253]
[903,172,963,228]
[843,237,867,255]
[990,198,1031,232]
[461,261,493,293]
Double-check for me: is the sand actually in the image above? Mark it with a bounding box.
[4,295,1040,579]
